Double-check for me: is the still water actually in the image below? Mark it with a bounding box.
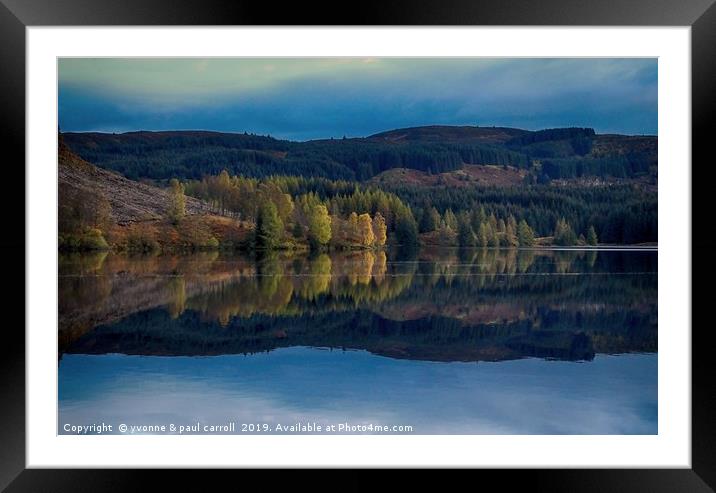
[58,248,657,434]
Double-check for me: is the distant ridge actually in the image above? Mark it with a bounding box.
[368,125,529,144]
[62,124,657,183]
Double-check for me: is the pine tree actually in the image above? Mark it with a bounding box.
[443,208,458,232]
[477,222,489,248]
[587,225,598,246]
[420,206,440,233]
[471,206,487,232]
[488,223,500,248]
[457,212,475,247]
[517,219,535,247]
[504,222,519,247]
[553,218,578,246]
[497,218,506,235]
[395,209,419,246]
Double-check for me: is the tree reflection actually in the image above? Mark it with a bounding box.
[59,248,657,361]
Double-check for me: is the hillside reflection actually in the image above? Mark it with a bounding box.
[59,249,657,362]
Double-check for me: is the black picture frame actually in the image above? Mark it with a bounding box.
[2,0,713,489]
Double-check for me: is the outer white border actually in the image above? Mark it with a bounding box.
[27,27,690,468]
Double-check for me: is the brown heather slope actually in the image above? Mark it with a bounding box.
[370,164,528,188]
[59,140,206,224]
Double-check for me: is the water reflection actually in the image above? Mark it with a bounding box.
[59,349,657,435]
[58,248,657,435]
[59,249,657,362]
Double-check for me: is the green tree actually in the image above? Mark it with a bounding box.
[256,201,284,249]
[395,209,419,246]
[497,218,506,235]
[504,220,519,247]
[517,219,536,247]
[79,228,109,250]
[259,181,294,222]
[443,208,458,232]
[168,178,186,224]
[307,204,331,248]
[487,223,500,248]
[587,225,598,246]
[420,206,440,233]
[477,222,489,248]
[457,212,475,247]
[470,207,486,232]
[553,218,578,246]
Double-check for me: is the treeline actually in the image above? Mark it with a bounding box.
[59,166,650,252]
[501,128,655,179]
[386,183,656,244]
[295,139,529,178]
[64,249,656,359]
[184,172,606,248]
[507,127,595,148]
[506,127,595,161]
[416,206,597,247]
[64,132,528,181]
[63,129,655,182]
[183,171,416,250]
[538,154,654,180]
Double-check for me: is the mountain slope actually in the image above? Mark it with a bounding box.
[59,139,206,224]
[370,165,528,188]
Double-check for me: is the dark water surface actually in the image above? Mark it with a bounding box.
[58,248,657,434]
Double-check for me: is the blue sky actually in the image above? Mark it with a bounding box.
[58,58,657,140]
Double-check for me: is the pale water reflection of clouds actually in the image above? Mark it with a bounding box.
[59,348,656,435]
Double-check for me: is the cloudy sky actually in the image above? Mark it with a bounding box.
[58,58,657,140]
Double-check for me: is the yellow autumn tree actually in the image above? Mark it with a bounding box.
[358,213,375,247]
[372,212,387,246]
[168,178,186,224]
[307,204,332,248]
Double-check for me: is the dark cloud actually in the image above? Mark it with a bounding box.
[59,58,657,139]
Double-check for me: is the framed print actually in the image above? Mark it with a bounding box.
[3,0,714,489]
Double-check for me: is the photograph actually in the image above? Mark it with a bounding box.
[57,57,658,436]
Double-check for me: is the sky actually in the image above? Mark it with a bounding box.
[58,58,657,141]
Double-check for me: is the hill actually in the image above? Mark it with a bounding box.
[370,164,528,188]
[59,138,206,224]
[61,125,657,184]
[369,125,528,144]
[59,138,253,252]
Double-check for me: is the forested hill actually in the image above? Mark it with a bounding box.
[61,126,657,183]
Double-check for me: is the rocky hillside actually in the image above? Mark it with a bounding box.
[59,139,206,224]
